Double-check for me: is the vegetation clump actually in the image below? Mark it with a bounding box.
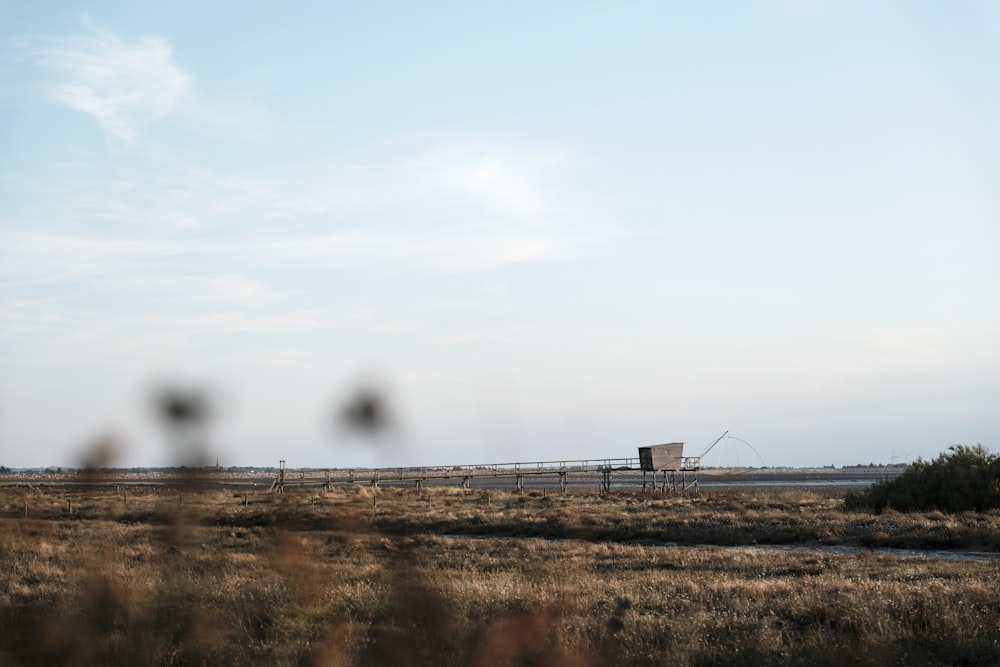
[846,445,1000,513]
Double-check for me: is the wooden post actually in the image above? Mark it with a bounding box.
[244,494,248,508]
[23,499,28,519]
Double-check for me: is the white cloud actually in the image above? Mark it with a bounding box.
[40,160,315,231]
[0,302,339,363]
[196,274,284,306]
[60,271,287,308]
[0,299,69,337]
[0,230,192,283]
[18,20,190,141]
[229,144,601,274]
[2,230,188,260]
[410,146,565,219]
[240,226,585,274]
[153,309,332,335]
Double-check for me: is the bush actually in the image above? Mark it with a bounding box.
[845,445,1000,513]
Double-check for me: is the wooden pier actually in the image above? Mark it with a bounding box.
[269,454,702,494]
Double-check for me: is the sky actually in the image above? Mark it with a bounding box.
[1,1,998,469]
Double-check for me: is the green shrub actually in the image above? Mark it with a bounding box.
[845,445,1000,513]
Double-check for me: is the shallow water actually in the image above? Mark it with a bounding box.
[726,543,1000,562]
[439,534,1000,563]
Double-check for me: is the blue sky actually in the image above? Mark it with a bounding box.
[1,1,998,469]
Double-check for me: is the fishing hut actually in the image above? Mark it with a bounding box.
[639,431,730,492]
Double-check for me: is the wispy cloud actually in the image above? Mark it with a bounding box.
[71,168,285,230]
[0,299,71,337]
[10,138,604,273]
[410,146,565,220]
[0,301,341,363]
[194,274,285,306]
[16,19,190,141]
[0,230,192,283]
[233,144,602,273]
[239,226,585,274]
[62,272,289,309]
[1,136,603,371]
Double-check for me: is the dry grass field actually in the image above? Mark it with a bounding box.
[1,485,998,665]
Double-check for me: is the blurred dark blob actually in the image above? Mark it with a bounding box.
[151,385,214,468]
[76,434,122,472]
[154,387,211,429]
[338,385,394,439]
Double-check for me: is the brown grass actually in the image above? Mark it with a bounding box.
[1,486,998,665]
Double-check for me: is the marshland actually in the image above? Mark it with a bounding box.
[2,482,998,666]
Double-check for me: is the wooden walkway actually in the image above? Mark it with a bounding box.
[271,456,703,493]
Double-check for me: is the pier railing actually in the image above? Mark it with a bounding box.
[270,455,701,492]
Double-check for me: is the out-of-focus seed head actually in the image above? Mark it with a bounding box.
[337,384,395,440]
